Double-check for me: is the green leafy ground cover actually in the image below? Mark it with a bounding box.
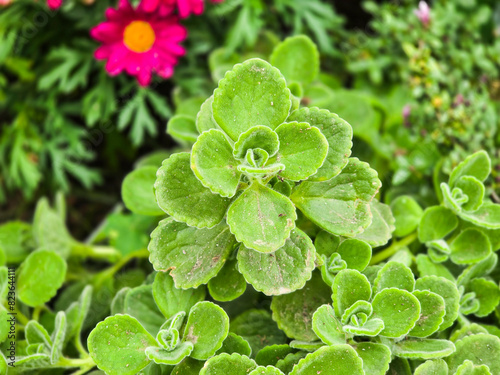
[1,32,500,374]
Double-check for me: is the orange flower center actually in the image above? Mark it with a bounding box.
[123,21,156,53]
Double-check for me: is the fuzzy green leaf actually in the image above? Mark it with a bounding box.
[456,176,484,212]
[415,276,460,331]
[270,35,319,85]
[88,315,158,375]
[449,151,491,188]
[191,129,242,198]
[331,269,372,317]
[450,228,491,265]
[416,254,455,282]
[269,122,328,181]
[289,345,364,375]
[314,231,340,257]
[233,126,279,160]
[312,304,345,345]
[414,359,449,375]
[196,96,220,134]
[287,107,352,181]
[153,272,206,319]
[167,115,198,145]
[454,360,492,375]
[230,310,287,355]
[208,259,247,302]
[372,288,421,338]
[122,166,164,216]
[18,249,67,307]
[200,353,257,375]
[216,333,252,357]
[409,290,446,338]
[354,342,391,375]
[335,238,371,272]
[419,206,458,243]
[373,261,415,294]
[271,272,331,341]
[155,153,231,228]
[457,253,497,287]
[356,200,395,247]
[145,342,193,365]
[394,339,455,359]
[446,334,500,374]
[250,366,286,375]
[124,285,165,336]
[291,158,380,236]
[467,278,500,317]
[148,218,235,289]
[459,203,500,229]
[183,301,229,360]
[255,345,294,367]
[227,182,296,253]
[391,195,424,237]
[237,228,315,296]
[213,59,291,141]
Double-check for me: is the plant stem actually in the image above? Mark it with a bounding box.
[92,248,149,287]
[57,356,95,368]
[4,303,30,326]
[370,232,418,265]
[71,243,122,262]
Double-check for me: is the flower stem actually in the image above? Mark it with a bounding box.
[92,248,149,287]
[370,232,418,265]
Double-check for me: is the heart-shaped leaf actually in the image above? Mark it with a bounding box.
[289,345,364,375]
[122,166,164,216]
[227,182,296,253]
[371,288,421,338]
[191,129,242,198]
[394,339,456,359]
[287,107,352,181]
[450,228,491,265]
[415,276,460,331]
[409,290,446,338]
[213,59,291,141]
[152,272,206,319]
[155,152,231,228]
[237,228,315,295]
[88,315,158,375]
[233,126,280,160]
[312,304,345,345]
[271,272,331,341]
[270,35,319,86]
[200,353,257,375]
[269,122,328,181]
[148,218,236,289]
[331,269,372,317]
[291,158,380,236]
[354,342,391,375]
[208,258,247,302]
[183,301,229,360]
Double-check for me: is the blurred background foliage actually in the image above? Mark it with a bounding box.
[1,0,499,238]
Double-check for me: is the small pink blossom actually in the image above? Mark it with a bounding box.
[0,0,12,7]
[91,0,187,86]
[414,1,431,27]
[403,104,411,127]
[47,0,62,9]
[141,0,223,18]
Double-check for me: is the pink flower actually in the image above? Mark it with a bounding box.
[47,0,62,9]
[141,0,223,18]
[0,0,12,7]
[91,0,187,86]
[414,1,430,27]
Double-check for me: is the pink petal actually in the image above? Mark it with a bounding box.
[138,0,160,12]
[105,45,130,75]
[47,0,62,9]
[156,65,174,78]
[137,69,152,86]
[94,45,113,60]
[155,40,185,56]
[177,0,203,18]
[90,22,123,43]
